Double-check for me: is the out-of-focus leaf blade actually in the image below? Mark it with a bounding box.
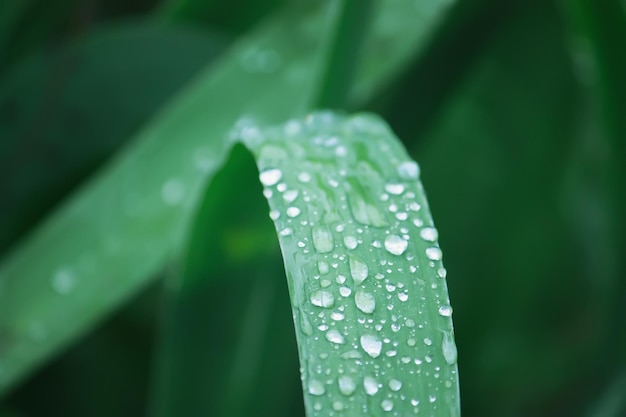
[241,112,460,417]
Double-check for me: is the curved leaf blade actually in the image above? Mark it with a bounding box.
[242,112,460,417]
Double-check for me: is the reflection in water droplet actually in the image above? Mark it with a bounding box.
[360,334,382,358]
[397,161,420,180]
[326,329,345,344]
[384,235,408,255]
[338,375,356,396]
[259,168,282,186]
[364,376,379,395]
[420,227,438,242]
[425,247,442,261]
[308,379,325,396]
[349,256,369,285]
[355,291,376,314]
[311,290,334,308]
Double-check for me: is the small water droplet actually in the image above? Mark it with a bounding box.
[398,292,409,302]
[384,235,408,256]
[385,183,405,195]
[161,179,185,206]
[343,235,358,250]
[355,291,376,314]
[312,226,334,253]
[318,261,330,274]
[300,313,313,335]
[424,337,433,346]
[360,334,382,358]
[398,161,420,180]
[388,379,403,391]
[429,395,437,403]
[286,207,301,217]
[420,227,438,242]
[259,168,282,186]
[326,329,345,344]
[349,256,369,285]
[381,399,394,411]
[298,172,311,183]
[425,247,442,261]
[269,210,280,220]
[308,379,325,396]
[311,290,335,308]
[437,267,447,278]
[339,286,352,297]
[364,376,379,395]
[338,375,356,396]
[283,190,299,203]
[332,401,344,411]
[438,305,453,317]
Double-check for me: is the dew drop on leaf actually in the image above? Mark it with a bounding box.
[360,334,382,358]
[420,227,438,242]
[338,375,356,396]
[438,305,453,317]
[355,291,376,314]
[388,379,403,391]
[384,235,408,255]
[259,168,282,186]
[425,247,442,261]
[310,290,334,308]
[397,161,420,180]
[326,329,345,344]
[349,255,369,285]
[364,376,379,395]
[308,379,325,396]
[312,226,334,253]
[381,399,394,411]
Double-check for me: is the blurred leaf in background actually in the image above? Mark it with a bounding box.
[0,0,625,416]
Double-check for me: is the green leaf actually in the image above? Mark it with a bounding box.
[244,112,460,416]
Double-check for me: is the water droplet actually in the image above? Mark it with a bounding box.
[326,329,345,344]
[298,172,311,183]
[308,379,325,396]
[338,375,356,396]
[161,179,185,206]
[51,268,76,295]
[269,210,280,220]
[442,331,458,365]
[384,235,408,256]
[300,313,313,335]
[339,286,352,297]
[437,267,447,278]
[364,376,379,395]
[312,226,334,253]
[388,379,403,391]
[344,236,358,250]
[398,292,409,302]
[279,227,292,237]
[355,291,376,314]
[420,227,438,242]
[318,261,330,274]
[331,311,345,321]
[349,256,369,285]
[360,334,382,358]
[332,401,344,411]
[286,207,301,217]
[425,247,442,261]
[381,399,394,411]
[428,395,437,403]
[259,168,282,186]
[424,337,433,346]
[311,290,334,308]
[283,190,299,203]
[397,161,420,180]
[438,305,453,317]
[385,183,405,195]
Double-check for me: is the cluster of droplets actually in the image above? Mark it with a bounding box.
[253,113,458,416]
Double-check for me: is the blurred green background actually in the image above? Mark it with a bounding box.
[1,0,624,416]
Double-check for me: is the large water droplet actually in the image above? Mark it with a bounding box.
[397,161,420,180]
[420,227,438,242]
[308,379,325,396]
[355,291,376,314]
[326,329,345,344]
[438,305,453,317]
[425,247,442,261]
[259,168,282,186]
[286,207,301,217]
[311,290,335,308]
[360,334,382,358]
[312,226,334,253]
[349,256,369,285]
[364,376,379,395]
[343,235,358,250]
[384,235,408,255]
[338,375,356,396]
[442,331,458,365]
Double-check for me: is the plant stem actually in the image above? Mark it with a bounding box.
[315,0,375,110]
